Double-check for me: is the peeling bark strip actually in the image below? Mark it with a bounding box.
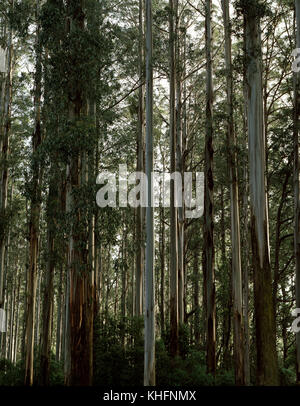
[144,0,155,387]
[244,2,279,385]
[294,0,300,385]
[222,0,244,385]
[203,0,216,376]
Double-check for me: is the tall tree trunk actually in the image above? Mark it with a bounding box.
[203,0,216,376]
[56,265,63,362]
[242,37,250,385]
[121,223,127,346]
[0,186,12,357]
[273,171,290,318]
[35,267,41,348]
[193,251,200,345]
[294,0,300,385]
[64,257,71,383]
[182,27,188,324]
[136,0,145,318]
[175,0,184,327]
[65,0,93,386]
[8,276,15,362]
[144,0,155,386]
[222,0,244,385]
[21,219,29,362]
[5,291,11,359]
[159,202,165,335]
[244,3,279,385]
[242,157,251,385]
[169,0,179,358]
[0,3,13,325]
[25,0,42,384]
[13,272,20,364]
[39,173,57,386]
[88,130,95,385]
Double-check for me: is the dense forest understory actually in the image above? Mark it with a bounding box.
[0,0,299,387]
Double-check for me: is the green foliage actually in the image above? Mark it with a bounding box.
[33,352,64,386]
[7,0,33,40]
[0,351,64,386]
[93,315,144,386]
[156,345,214,386]
[0,335,234,387]
[178,323,190,358]
[93,317,234,386]
[0,359,24,386]
[235,0,271,18]
[48,358,64,386]
[279,367,295,386]
[215,370,235,386]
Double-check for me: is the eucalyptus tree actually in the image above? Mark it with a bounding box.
[175,0,184,326]
[64,0,94,385]
[243,0,279,385]
[144,0,155,386]
[169,0,179,358]
[0,0,13,329]
[136,0,145,318]
[294,0,300,384]
[24,0,42,386]
[222,0,244,385]
[203,0,216,376]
